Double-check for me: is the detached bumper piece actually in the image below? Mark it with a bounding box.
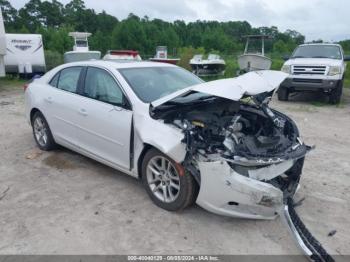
[283,198,334,262]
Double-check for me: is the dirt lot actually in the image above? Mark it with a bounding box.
[0,83,349,256]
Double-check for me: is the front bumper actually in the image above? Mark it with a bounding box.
[195,159,334,261]
[195,160,298,219]
[281,77,341,91]
[281,198,334,262]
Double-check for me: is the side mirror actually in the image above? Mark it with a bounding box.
[344,55,350,61]
[282,55,290,61]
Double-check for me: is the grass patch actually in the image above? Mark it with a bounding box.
[0,76,26,91]
[344,63,350,88]
[310,101,329,107]
[310,100,345,108]
[286,105,318,113]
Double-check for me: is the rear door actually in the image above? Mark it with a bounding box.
[75,66,133,171]
[45,66,84,148]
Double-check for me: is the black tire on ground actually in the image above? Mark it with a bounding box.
[31,111,56,151]
[141,148,198,211]
[329,80,343,104]
[277,87,289,101]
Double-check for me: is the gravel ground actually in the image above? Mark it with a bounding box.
[0,84,349,256]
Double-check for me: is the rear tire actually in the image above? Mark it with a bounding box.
[277,87,289,101]
[32,111,56,151]
[329,80,343,104]
[141,148,198,211]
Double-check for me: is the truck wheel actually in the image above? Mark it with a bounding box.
[277,87,289,101]
[141,148,198,211]
[329,81,343,104]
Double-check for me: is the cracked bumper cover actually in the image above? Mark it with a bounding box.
[196,160,296,219]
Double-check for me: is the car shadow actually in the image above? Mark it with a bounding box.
[42,146,264,223]
[278,88,350,107]
[45,145,143,187]
[288,91,329,103]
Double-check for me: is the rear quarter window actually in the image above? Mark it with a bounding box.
[49,72,60,87]
[48,67,83,93]
[57,67,83,93]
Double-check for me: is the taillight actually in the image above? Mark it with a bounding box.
[23,83,29,91]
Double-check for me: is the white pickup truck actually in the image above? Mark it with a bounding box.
[278,43,349,104]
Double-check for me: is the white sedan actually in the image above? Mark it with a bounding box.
[25,60,311,219]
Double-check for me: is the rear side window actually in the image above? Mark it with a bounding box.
[57,67,83,93]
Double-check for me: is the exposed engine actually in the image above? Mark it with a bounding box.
[152,96,307,163]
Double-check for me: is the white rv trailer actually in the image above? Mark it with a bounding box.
[4,34,46,75]
[0,9,6,77]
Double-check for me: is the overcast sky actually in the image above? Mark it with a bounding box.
[9,0,350,41]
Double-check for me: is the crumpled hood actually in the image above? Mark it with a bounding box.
[151,70,288,107]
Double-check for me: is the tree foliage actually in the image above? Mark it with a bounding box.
[1,0,309,57]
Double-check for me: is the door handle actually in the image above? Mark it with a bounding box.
[45,97,53,104]
[78,108,88,116]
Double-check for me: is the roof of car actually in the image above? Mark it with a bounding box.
[62,60,176,69]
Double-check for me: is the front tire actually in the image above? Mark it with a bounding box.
[32,111,56,151]
[277,87,289,101]
[141,148,198,211]
[329,80,343,104]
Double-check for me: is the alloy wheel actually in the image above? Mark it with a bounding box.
[33,117,48,147]
[146,156,180,203]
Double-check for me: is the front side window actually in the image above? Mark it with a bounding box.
[292,45,342,60]
[119,67,203,103]
[84,67,124,106]
[57,67,83,93]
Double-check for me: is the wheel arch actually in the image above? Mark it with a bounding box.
[136,143,199,187]
[136,143,185,179]
[30,108,53,132]
[136,143,156,179]
[30,108,41,124]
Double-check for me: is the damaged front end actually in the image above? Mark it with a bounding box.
[148,70,333,260]
[151,85,312,219]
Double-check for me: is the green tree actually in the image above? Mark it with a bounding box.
[0,0,18,30]
[90,30,111,55]
[111,14,147,53]
[18,0,43,32]
[1,0,307,61]
[273,40,289,54]
[39,0,64,27]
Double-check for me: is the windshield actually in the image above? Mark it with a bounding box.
[292,45,342,59]
[119,67,203,103]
